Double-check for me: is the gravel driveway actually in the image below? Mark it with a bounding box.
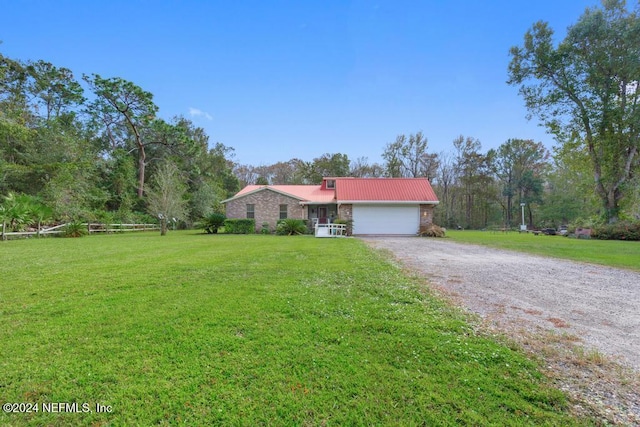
[362,237,640,424]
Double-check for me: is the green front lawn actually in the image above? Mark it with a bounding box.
[0,233,595,425]
[446,230,640,271]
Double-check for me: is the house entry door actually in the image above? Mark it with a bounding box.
[318,206,327,224]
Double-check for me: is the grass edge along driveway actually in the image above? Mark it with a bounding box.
[446,229,640,272]
[0,232,597,425]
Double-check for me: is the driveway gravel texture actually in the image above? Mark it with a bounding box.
[361,236,640,426]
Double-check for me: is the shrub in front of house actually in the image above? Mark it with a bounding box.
[200,213,226,234]
[419,224,446,237]
[223,219,256,234]
[592,221,640,241]
[276,219,307,235]
[260,222,271,234]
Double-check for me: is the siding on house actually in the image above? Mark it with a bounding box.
[224,189,306,232]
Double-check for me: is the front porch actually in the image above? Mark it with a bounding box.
[305,203,338,227]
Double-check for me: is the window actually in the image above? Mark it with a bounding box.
[279,204,288,220]
[246,204,255,219]
[326,179,335,189]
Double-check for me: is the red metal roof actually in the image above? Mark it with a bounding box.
[234,185,335,203]
[235,185,264,196]
[334,178,438,202]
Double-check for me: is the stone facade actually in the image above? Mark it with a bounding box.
[419,204,435,228]
[225,189,306,233]
[337,204,353,221]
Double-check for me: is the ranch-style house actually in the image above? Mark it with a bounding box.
[222,177,439,235]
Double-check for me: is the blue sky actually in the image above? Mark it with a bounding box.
[2,1,598,166]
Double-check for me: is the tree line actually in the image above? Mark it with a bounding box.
[232,133,600,230]
[1,0,638,232]
[1,51,240,233]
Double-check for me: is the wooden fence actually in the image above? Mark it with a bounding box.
[86,223,160,233]
[1,223,159,240]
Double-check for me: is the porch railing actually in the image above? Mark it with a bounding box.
[314,223,346,238]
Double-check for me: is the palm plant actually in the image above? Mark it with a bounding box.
[2,193,31,232]
[276,219,307,235]
[200,213,226,234]
[62,220,88,238]
[1,193,55,238]
[31,203,53,237]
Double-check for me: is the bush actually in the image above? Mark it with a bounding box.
[569,217,604,234]
[88,210,115,228]
[200,213,226,234]
[419,224,446,238]
[276,219,307,235]
[260,222,271,235]
[223,218,255,234]
[592,221,640,241]
[62,221,88,238]
[112,210,158,226]
[333,218,353,236]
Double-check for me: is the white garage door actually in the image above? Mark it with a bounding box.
[352,204,419,235]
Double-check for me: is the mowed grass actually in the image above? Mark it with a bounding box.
[446,230,640,271]
[0,232,595,426]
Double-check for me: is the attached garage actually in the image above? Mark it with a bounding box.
[352,204,419,235]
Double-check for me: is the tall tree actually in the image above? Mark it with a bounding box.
[159,117,239,220]
[539,160,596,226]
[25,60,84,122]
[234,159,307,186]
[508,0,640,223]
[382,135,405,177]
[1,54,33,187]
[453,136,496,228]
[0,53,29,118]
[546,141,602,223]
[83,74,159,197]
[490,139,549,227]
[382,132,439,178]
[146,160,187,236]
[303,153,350,184]
[431,151,457,227]
[234,164,259,187]
[2,54,93,203]
[268,159,307,184]
[350,156,385,177]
